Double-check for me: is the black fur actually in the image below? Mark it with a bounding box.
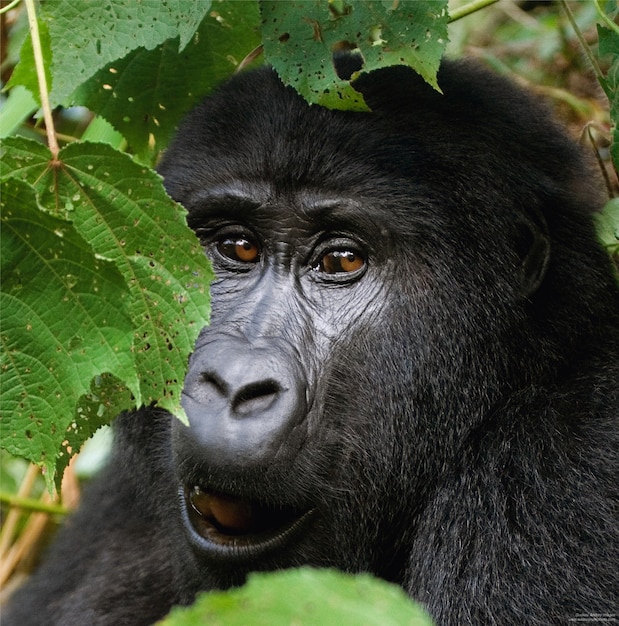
[5,60,618,626]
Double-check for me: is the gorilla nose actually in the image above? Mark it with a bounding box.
[197,371,284,419]
[176,337,307,467]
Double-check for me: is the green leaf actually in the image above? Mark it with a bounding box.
[73,1,261,160]
[594,197,619,260]
[5,18,52,104]
[0,86,38,138]
[9,0,212,108]
[0,177,137,486]
[80,116,125,149]
[59,373,133,484]
[47,0,212,105]
[260,0,449,110]
[598,23,619,58]
[0,138,212,488]
[161,568,435,626]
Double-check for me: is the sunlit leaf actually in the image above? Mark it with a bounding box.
[8,0,212,107]
[73,0,261,160]
[1,177,136,485]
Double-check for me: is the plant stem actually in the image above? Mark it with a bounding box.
[559,0,605,87]
[24,0,59,161]
[0,0,22,15]
[449,0,500,23]
[594,0,619,36]
[0,465,39,559]
[0,491,69,516]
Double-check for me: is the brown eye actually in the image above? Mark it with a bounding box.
[319,250,365,274]
[217,237,260,263]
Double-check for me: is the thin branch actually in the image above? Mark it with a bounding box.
[237,45,264,73]
[0,507,52,587]
[24,0,59,161]
[583,123,616,199]
[559,0,605,86]
[449,0,500,23]
[0,465,39,559]
[0,0,22,15]
[0,491,68,516]
[594,0,619,37]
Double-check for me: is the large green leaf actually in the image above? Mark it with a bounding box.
[162,568,435,625]
[73,1,261,160]
[0,138,212,488]
[260,0,449,110]
[1,178,136,484]
[8,0,212,108]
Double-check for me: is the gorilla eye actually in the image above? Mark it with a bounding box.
[217,236,260,264]
[317,250,365,275]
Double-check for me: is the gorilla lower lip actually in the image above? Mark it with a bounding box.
[183,486,313,559]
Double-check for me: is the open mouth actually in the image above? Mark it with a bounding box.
[180,485,315,561]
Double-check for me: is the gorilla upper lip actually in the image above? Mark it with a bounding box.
[181,485,315,561]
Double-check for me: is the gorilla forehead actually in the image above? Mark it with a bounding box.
[183,181,398,244]
[159,61,585,228]
[160,69,413,199]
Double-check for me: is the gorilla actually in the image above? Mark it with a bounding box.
[4,59,618,626]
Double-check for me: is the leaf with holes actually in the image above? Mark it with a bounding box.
[0,177,137,486]
[8,0,212,108]
[73,1,261,160]
[0,138,212,488]
[260,0,449,110]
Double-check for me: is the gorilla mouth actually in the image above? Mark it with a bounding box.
[181,486,315,560]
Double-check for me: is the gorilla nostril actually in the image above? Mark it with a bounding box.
[200,373,228,396]
[232,380,280,417]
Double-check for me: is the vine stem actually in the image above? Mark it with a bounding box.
[559,0,605,87]
[449,0,500,23]
[24,0,59,161]
[0,465,39,560]
[0,0,21,15]
[594,0,619,36]
[0,490,68,516]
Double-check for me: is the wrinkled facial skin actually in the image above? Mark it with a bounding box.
[179,185,391,473]
[169,180,408,581]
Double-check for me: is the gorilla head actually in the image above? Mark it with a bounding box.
[6,60,617,626]
[156,61,618,614]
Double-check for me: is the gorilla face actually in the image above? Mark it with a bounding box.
[171,181,410,578]
[159,64,561,583]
